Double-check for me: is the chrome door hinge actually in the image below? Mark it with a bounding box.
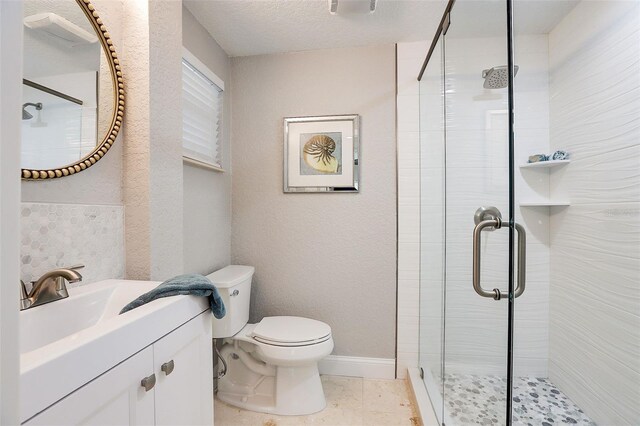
[443,13,451,35]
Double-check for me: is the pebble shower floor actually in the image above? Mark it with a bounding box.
[444,374,597,425]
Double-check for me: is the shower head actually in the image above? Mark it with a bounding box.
[481,65,519,89]
[22,102,42,120]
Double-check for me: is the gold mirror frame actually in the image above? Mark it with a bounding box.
[21,0,124,180]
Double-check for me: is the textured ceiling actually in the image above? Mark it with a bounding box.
[184,0,449,57]
[184,0,580,58]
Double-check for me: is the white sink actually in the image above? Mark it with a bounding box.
[20,279,209,423]
[20,280,156,354]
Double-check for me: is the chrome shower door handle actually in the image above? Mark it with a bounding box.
[514,223,526,298]
[472,219,527,300]
[473,218,503,300]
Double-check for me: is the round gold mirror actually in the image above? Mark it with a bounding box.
[21,0,124,179]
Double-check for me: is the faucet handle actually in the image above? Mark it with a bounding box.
[67,264,85,270]
[20,280,33,310]
[20,280,29,299]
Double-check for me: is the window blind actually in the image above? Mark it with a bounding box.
[182,58,223,169]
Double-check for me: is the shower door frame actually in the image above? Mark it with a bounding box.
[417,0,518,423]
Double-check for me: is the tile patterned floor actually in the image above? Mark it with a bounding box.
[444,374,597,426]
[214,375,422,426]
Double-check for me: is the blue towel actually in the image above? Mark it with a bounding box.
[119,274,226,318]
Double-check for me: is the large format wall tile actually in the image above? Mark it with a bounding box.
[401,34,553,381]
[548,2,640,424]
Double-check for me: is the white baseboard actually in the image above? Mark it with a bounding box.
[318,355,396,380]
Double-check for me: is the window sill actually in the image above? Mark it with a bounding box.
[183,156,224,173]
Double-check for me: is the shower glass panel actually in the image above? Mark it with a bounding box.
[443,1,513,424]
[419,0,515,424]
[418,1,640,425]
[418,35,445,423]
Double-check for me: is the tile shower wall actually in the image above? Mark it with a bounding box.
[20,203,125,286]
[440,35,551,377]
[547,2,640,424]
[396,35,552,378]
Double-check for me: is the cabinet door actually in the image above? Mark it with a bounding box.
[153,313,213,426]
[25,347,155,426]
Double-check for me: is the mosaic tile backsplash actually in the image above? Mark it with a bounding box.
[21,203,125,286]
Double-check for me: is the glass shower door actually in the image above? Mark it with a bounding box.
[442,1,515,424]
[419,1,518,424]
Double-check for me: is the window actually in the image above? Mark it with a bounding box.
[181,48,224,171]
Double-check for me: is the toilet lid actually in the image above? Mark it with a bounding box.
[251,316,331,345]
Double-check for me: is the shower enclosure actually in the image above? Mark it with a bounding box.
[417,0,640,425]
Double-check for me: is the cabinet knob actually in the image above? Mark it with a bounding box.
[141,373,156,392]
[161,359,175,376]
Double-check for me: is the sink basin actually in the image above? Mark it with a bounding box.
[20,279,209,423]
[20,280,157,354]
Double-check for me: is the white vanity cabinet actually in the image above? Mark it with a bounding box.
[24,312,213,426]
[24,346,155,425]
[154,312,213,426]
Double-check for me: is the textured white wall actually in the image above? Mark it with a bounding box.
[19,0,125,285]
[122,0,184,281]
[147,0,183,280]
[20,1,223,285]
[230,45,397,359]
[182,7,231,275]
[548,2,640,424]
[121,0,150,279]
[21,0,124,206]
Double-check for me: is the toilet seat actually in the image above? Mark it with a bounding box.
[253,334,332,347]
[251,316,332,347]
[230,317,334,367]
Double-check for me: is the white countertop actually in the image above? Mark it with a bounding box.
[20,279,209,423]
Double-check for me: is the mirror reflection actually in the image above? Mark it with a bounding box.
[22,0,115,171]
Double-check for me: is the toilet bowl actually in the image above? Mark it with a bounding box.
[208,266,333,415]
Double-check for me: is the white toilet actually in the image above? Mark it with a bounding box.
[208,265,334,416]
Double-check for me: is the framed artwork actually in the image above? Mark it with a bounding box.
[283,114,359,193]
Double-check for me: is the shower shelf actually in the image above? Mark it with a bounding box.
[519,160,570,169]
[519,201,571,207]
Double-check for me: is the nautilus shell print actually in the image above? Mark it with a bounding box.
[301,133,342,174]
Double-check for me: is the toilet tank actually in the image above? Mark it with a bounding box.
[207,265,254,338]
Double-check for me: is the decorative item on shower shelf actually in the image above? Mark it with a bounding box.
[283,114,359,193]
[551,150,570,160]
[528,154,549,163]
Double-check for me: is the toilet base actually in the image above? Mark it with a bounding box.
[218,364,327,416]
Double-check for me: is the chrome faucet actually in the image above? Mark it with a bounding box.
[20,265,84,310]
